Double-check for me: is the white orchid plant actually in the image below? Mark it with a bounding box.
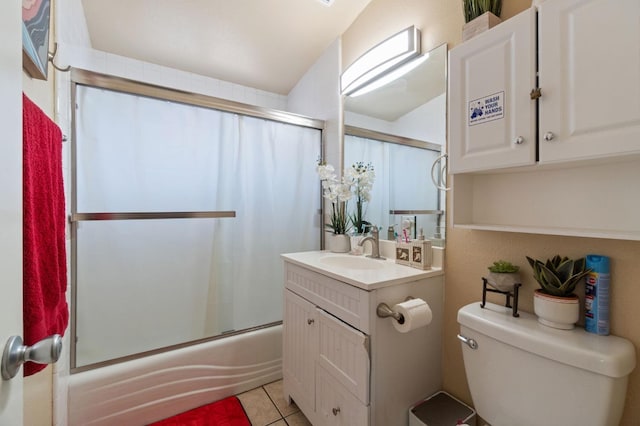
[345,161,375,234]
[316,160,375,235]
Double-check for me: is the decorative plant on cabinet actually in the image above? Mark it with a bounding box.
[462,0,502,41]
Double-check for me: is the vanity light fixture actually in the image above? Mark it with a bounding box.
[341,25,421,97]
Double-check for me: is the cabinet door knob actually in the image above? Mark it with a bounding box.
[307,318,314,325]
[543,132,555,141]
[514,136,525,145]
[332,407,341,416]
[530,88,542,100]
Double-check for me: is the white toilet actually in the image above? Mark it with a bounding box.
[457,302,636,426]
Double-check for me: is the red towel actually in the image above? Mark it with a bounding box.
[22,93,68,376]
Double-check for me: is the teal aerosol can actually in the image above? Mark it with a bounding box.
[585,255,610,335]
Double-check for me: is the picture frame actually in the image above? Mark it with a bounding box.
[22,0,51,80]
[395,244,410,266]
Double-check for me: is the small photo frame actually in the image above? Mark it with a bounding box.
[22,0,51,80]
[412,245,423,263]
[410,240,432,270]
[395,244,411,266]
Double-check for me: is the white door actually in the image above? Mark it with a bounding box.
[0,1,25,425]
[449,7,536,173]
[538,0,640,163]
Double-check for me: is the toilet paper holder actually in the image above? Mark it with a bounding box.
[377,297,414,324]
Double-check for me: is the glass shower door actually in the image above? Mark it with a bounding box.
[73,85,321,368]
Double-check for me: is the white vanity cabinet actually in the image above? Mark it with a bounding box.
[282,252,444,426]
[449,0,640,240]
[284,289,369,425]
[450,0,640,173]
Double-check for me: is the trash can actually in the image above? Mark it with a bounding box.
[409,391,476,426]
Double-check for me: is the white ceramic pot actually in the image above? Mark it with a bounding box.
[329,234,351,253]
[533,289,579,330]
[486,271,521,292]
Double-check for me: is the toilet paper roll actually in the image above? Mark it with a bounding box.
[392,298,432,333]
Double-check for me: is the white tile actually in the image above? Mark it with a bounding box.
[237,387,281,426]
[264,380,299,417]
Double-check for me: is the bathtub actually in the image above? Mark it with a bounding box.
[67,324,282,425]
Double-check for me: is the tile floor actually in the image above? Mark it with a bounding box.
[236,379,312,426]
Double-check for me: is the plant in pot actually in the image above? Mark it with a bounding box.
[316,161,353,253]
[486,260,520,292]
[526,255,591,330]
[463,0,502,23]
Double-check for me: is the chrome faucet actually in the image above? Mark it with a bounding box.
[358,226,384,259]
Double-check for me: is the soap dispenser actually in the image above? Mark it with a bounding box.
[410,228,432,270]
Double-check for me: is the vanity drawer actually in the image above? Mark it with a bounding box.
[316,363,369,426]
[284,262,371,333]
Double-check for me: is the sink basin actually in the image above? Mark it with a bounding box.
[319,254,385,270]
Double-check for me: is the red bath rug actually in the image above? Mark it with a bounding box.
[149,396,251,426]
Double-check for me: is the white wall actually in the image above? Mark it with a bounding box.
[394,93,446,144]
[287,39,343,245]
[287,38,343,169]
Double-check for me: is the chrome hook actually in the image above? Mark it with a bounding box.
[48,43,71,72]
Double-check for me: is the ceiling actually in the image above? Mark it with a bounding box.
[81,0,372,95]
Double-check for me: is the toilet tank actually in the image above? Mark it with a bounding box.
[457,302,636,426]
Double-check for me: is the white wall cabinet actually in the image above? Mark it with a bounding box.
[538,0,640,164]
[282,259,444,426]
[450,0,640,173]
[448,0,640,240]
[449,7,536,173]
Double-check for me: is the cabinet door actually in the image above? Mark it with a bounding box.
[283,290,317,413]
[538,0,640,163]
[449,7,536,173]
[317,309,370,404]
[316,364,369,426]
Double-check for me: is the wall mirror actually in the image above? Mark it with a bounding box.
[344,43,447,243]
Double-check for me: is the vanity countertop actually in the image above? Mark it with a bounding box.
[282,250,443,291]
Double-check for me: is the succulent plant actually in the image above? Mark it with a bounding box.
[463,0,502,23]
[488,260,519,273]
[526,255,591,297]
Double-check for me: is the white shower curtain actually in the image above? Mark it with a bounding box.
[74,86,321,366]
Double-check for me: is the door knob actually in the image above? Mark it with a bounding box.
[1,335,62,380]
[543,132,555,141]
